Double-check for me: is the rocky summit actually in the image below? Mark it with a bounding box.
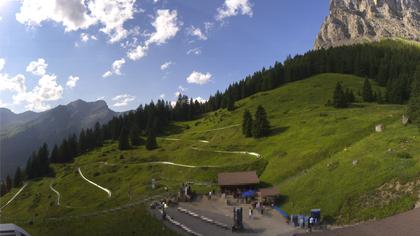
[315,0,420,49]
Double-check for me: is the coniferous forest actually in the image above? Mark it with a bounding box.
[6,39,419,188]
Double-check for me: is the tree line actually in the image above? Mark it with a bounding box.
[242,106,271,138]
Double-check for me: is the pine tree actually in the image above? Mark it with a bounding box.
[50,145,59,163]
[242,110,253,137]
[130,124,143,146]
[13,167,23,188]
[333,82,348,108]
[118,126,130,150]
[94,122,104,147]
[5,175,12,193]
[0,181,6,196]
[227,96,235,111]
[362,78,374,102]
[252,105,270,138]
[146,131,157,150]
[408,66,420,128]
[25,154,34,179]
[345,89,355,103]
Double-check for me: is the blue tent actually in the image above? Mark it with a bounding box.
[241,190,256,198]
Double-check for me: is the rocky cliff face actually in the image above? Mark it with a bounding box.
[315,0,420,49]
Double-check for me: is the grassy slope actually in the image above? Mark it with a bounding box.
[1,73,419,235]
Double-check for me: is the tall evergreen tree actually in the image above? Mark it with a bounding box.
[118,126,130,150]
[5,175,12,193]
[50,145,59,163]
[0,181,6,196]
[227,96,235,111]
[242,110,253,137]
[13,167,23,188]
[252,105,270,138]
[130,123,143,146]
[333,82,348,108]
[408,66,420,128]
[362,78,374,102]
[94,122,104,147]
[146,132,157,150]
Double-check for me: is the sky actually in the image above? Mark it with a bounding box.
[0,0,329,113]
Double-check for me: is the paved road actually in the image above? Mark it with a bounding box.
[298,207,420,236]
[151,205,300,236]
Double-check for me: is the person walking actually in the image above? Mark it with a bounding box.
[308,216,314,232]
[248,207,253,220]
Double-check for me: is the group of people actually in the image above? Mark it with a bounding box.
[290,214,318,232]
[248,201,265,220]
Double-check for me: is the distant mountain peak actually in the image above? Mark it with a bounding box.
[315,0,420,49]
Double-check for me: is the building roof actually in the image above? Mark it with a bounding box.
[259,187,279,197]
[218,171,259,186]
[0,223,31,236]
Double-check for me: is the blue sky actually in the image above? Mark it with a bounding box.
[0,0,329,113]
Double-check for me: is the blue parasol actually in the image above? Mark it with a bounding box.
[242,190,256,198]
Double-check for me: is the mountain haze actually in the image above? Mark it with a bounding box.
[315,0,420,49]
[0,100,117,178]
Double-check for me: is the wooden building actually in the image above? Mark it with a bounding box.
[218,171,260,194]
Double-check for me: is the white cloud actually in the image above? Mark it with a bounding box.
[186,48,202,55]
[186,71,212,85]
[96,96,105,101]
[16,0,136,43]
[159,93,165,99]
[102,58,125,78]
[178,85,186,92]
[1,58,63,111]
[102,71,112,78]
[174,91,181,97]
[0,73,27,94]
[127,9,180,61]
[80,32,89,42]
[80,32,97,42]
[146,9,180,46]
[26,58,48,76]
[188,26,207,40]
[216,0,253,21]
[0,58,5,71]
[112,58,125,75]
[112,94,135,107]
[66,75,79,88]
[160,61,173,70]
[194,97,207,103]
[127,44,148,60]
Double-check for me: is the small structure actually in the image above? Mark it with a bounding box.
[0,223,31,236]
[375,124,384,132]
[258,187,279,204]
[218,171,259,195]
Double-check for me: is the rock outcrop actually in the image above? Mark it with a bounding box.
[315,0,420,49]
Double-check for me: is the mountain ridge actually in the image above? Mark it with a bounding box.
[0,99,118,179]
[315,0,420,49]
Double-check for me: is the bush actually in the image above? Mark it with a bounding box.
[396,152,412,159]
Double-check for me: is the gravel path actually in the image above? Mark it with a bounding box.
[78,167,112,198]
[191,147,261,158]
[49,183,61,206]
[0,183,28,211]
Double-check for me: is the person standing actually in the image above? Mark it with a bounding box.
[248,207,253,220]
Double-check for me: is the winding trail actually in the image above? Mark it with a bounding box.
[194,124,240,133]
[0,183,28,211]
[78,167,112,198]
[191,147,261,158]
[49,183,61,206]
[146,161,219,168]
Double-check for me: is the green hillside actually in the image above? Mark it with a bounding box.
[1,73,419,235]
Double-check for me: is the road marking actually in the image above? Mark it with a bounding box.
[78,167,112,198]
[0,183,28,211]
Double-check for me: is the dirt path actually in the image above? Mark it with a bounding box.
[146,161,219,168]
[194,124,240,133]
[191,147,261,158]
[0,183,28,211]
[78,167,112,198]
[49,183,61,206]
